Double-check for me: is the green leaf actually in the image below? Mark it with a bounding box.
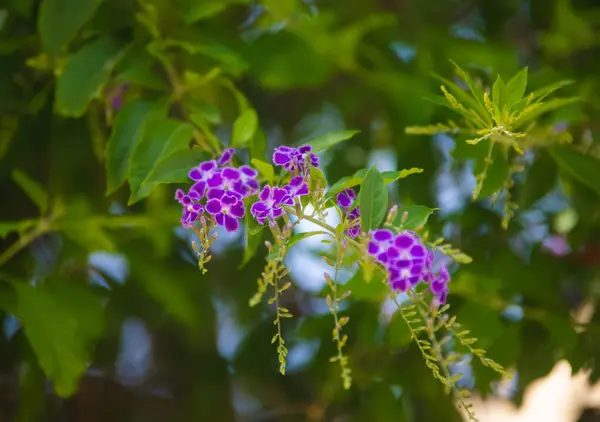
[160,39,248,75]
[62,223,115,252]
[250,159,275,183]
[303,129,360,153]
[134,263,200,328]
[515,97,581,128]
[505,67,528,108]
[250,128,268,161]
[128,117,194,204]
[449,61,490,123]
[549,146,600,196]
[288,231,330,247]
[231,108,258,148]
[105,100,156,195]
[327,167,422,199]
[359,167,388,231]
[12,169,49,214]
[492,74,507,114]
[381,168,424,183]
[142,149,207,186]
[456,301,503,349]
[15,282,104,397]
[0,220,37,239]
[388,312,412,348]
[393,205,436,231]
[519,151,558,208]
[476,147,511,199]
[55,37,124,117]
[178,0,251,23]
[188,113,221,151]
[239,215,265,269]
[38,0,100,54]
[116,49,168,90]
[344,266,387,301]
[532,80,574,103]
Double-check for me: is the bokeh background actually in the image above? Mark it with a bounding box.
[2,0,600,421]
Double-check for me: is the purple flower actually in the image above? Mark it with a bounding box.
[250,185,293,225]
[366,229,445,295]
[205,192,245,232]
[272,144,319,174]
[336,188,360,238]
[542,234,570,257]
[189,160,219,197]
[175,189,204,227]
[234,165,260,197]
[347,207,361,238]
[284,176,309,197]
[218,148,235,166]
[337,189,356,209]
[429,265,450,304]
[206,167,245,199]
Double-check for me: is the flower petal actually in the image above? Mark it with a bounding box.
[229,202,245,218]
[188,168,203,181]
[205,199,222,215]
[273,152,291,166]
[218,148,235,166]
[223,214,239,232]
[199,160,217,172]
[259,186,271,202]
[240,165,258,178]
[372,229,394,242]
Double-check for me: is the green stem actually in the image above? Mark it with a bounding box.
[0,222,52,268]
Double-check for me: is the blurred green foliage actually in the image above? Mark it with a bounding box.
[2,0,600,421]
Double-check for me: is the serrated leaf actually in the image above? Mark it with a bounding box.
[303,129,360,153]
[515,97,581,128]
[549,146,600,196]
[450,61,490,123]
[393,205,437,231]
[359,167,388,231]
[532,80,574,103]
[105,100,156,195]
[231,108,258,148]
[128,117,194,204]
[12,169,49,214]
[38,0,100,54]
[505,67,528,108]
[250,159,275,183]
[55,37,124,117]
[432,73,489,125]
[15,282,104,397]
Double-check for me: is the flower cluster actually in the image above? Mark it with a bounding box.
[250,146,317,224]
[273,145,319,175]
[336,189,361,238]
[367,229,450,303]
[175,148,259,232]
